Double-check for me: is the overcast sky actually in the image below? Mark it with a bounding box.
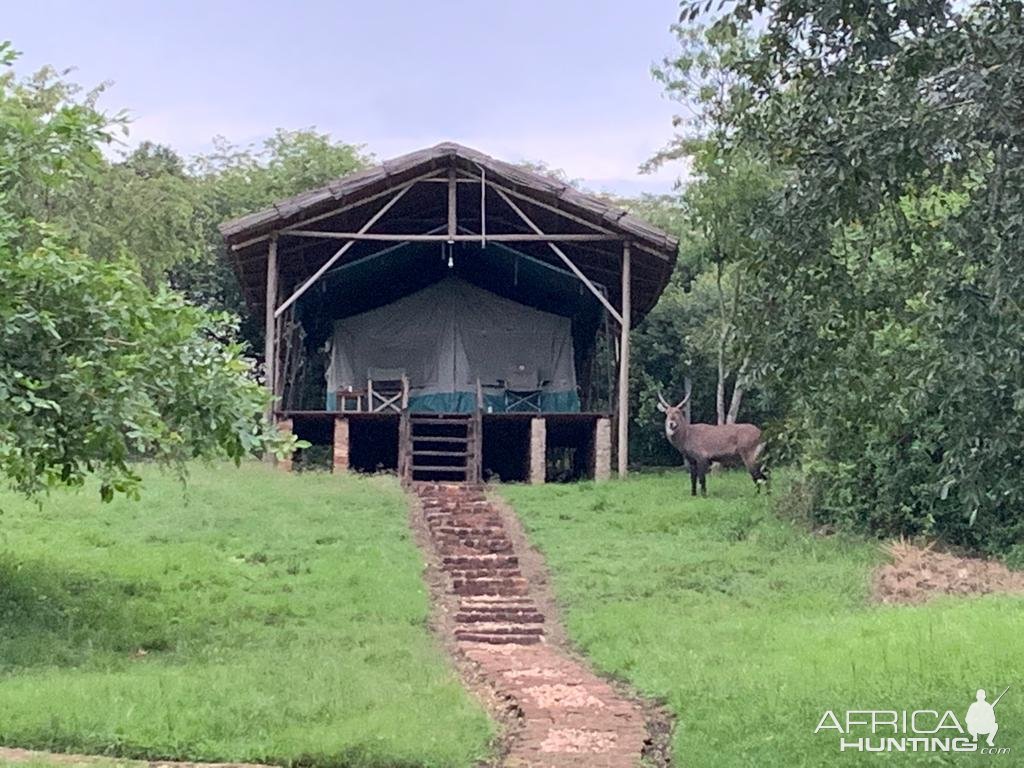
[5,0,688,195]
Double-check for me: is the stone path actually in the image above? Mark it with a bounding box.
[414,483,649,768]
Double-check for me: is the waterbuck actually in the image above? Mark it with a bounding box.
[656,381,768,496]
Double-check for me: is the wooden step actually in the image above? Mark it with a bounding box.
[404,412,477,484]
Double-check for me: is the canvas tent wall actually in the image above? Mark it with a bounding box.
[326,277,579,412]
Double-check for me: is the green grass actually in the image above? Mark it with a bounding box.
[499,471,1024,767]
[0,463,492,768]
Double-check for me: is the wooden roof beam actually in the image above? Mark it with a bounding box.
[273,182,413,319]
[457,167,673,263]
[457,168,615,237]
[281,231,619,242]
[492,186,623,326]
[229,167,448,252]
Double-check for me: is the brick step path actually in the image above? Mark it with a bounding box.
[414,483,649,767]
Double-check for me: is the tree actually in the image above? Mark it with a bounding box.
[58,142,206,288]
[646,24,777,425]
[682,151,775,425]
[696,0,1024,556]
[0,43,294,499]
[51,122,372,332]
[180,130,373,343]
[0,48,117,247]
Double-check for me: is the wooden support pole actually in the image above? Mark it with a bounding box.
[264,234,279,427]
[480,167,486,247]
[617,242,631,478]
[447,166,457,242]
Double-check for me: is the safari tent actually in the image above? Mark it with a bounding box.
[220,142,678,482]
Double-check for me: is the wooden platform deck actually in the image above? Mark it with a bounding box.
[276,410,611,422]
[275,411,613,483]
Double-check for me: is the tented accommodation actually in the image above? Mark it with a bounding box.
[324,277,580,414]
[220,143,677,482]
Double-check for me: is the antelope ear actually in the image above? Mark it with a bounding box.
[655,402,667,413]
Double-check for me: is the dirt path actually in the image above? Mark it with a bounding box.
[412,483,663,768]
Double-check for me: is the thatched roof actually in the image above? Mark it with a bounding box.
[221,142,679,320]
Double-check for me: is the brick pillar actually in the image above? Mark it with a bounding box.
[593,417,611,482]
[529,417,546,485]
[333,416,349,473]
[277,418,294,473]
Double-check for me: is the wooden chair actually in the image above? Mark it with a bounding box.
[368,367,407,413]
[503,364,543,413]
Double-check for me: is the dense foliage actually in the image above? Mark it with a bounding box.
[676,1,1024,557]
[0,44,295,498]
[181,131,371,339]
[629,25,780,465]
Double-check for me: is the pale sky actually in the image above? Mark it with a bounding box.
[5,0,690,195]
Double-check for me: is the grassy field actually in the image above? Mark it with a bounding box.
[500,471,1024,767]
[0,463,492,768]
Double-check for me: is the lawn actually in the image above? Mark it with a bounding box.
[0,463,492,768]
[499,471,1024,767]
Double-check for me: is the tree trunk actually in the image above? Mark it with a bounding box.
[716,349,727,425]
[715,260,729,425]
[726,356,750,424]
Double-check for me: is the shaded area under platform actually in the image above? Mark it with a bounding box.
[277,411,612,483]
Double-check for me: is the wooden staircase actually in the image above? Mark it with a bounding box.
[400,383,482,484]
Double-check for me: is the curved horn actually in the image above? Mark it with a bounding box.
[657,390,671,408]
[675,391,691,409]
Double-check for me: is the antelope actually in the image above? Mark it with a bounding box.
[656,381,768,496]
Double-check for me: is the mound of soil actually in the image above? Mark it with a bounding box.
[873,540,1024,605]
